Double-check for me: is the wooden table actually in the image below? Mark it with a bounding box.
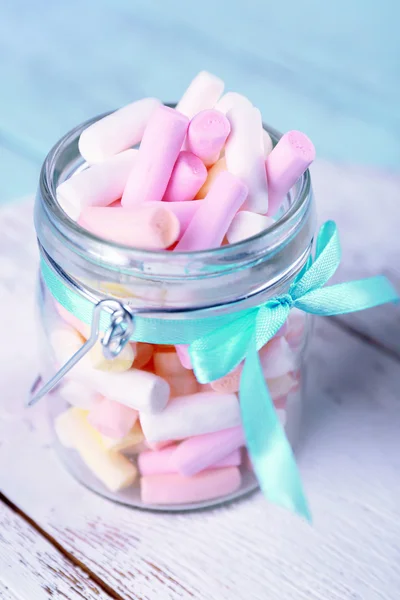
[0,161,399,599]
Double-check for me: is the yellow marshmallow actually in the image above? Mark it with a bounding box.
[195,157,226,199]
[55,408,137,492]
[89,339,135,372]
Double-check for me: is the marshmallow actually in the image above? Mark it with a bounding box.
[153,349,187,377]
[210,364,241,393]
[56,149,138,220]
[266,130,315,216]
[55,408,137,492]
[138,446,241,476]
[88,398,138,439]
[132,343,154,369]
[140,392,241,442]
[175,172,247,251]
[79,98,161,164]
[163,152,207,202]
[122,106,189,206]
[195,157,226,199]
[100,421,144,452]
[141,467,241,505]
[170,426,245,477]
[175,345,192,369]
[146,440,175,451]
[259,337,295,379]
[267,374,296,399]
[215,93,273,159]
[58,379,102,410]
[78,204,180,249]
[225,103,269,214]
[166,373,199,398]
[89,338,135,372]
[50,327,170,413]
[162,200,202,235]
[186,109,231,166]
[153,349,198,395]
[176,71,224,119]
[226,211,275,244]
[263,130,273,158]
[214,92,250,114]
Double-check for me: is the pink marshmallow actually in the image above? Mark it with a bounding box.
[141,467,241,505]
[175,171,248,251]
[88,398,138,439]
[175,345,192,369]
[266,130,315,216]
[138,446,241,476]
[170,426,245,477]
[122,106,189,206]
[163,151,207,202]
[160,200,201,236]
[186,109,231,166]
[78,204,180,249]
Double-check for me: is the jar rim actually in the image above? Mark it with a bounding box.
[36,109,313,279]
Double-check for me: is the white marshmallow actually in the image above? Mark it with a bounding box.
[260,338,295,379]
[225,103,269,214]
[226,211,275,244]
[57,149,138,220]
[140,392,241,442]
[263,130,273,158]
[50,327,170,413]
[214,92,251,114]
[176,71,224,119]
[78,97,161,163]
[267,374,296,399]
[55,408,137,492]
[58,378,101,410]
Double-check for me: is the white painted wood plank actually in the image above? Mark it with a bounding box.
[1,317,399,599]
[0,144,40,205]
[0,500,112,600]
[0,198,399,599]
[312,160,400,353]
[0,580,20,600]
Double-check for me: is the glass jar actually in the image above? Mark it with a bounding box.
[33,113,316,510]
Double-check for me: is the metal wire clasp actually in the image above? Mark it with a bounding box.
[28,299,134,407]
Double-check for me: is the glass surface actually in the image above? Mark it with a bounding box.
[34,112,315,510]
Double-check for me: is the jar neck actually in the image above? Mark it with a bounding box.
[34,112,316,311]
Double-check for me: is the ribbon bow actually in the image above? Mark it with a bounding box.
[41,221,398,521]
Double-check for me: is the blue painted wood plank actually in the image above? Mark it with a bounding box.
[0,144,40,204]
[0,0,399,201]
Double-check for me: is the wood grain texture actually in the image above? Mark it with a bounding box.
[0,500,112,599]
[0,581,20,600]
[0,197,399,599]
[1,317,399,600]
[313,160,400,354]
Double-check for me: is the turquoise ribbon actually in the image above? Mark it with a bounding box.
[41,221,398,521]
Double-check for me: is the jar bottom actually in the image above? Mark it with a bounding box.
[48,387,302,512]
[53,437,260,511]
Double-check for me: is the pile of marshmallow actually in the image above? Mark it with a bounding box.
[53,71,311,505]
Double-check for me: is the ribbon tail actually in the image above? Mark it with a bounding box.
[295,276,399,316]
[240,337,311,522]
